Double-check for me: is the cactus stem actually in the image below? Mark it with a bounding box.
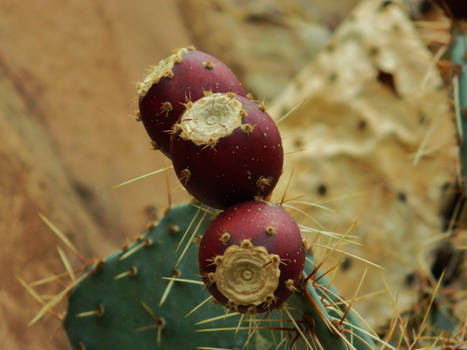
[185,296,214,318]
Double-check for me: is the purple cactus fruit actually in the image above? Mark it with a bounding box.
[170,92,283,209]
[198,201,305,314]
[138,47,246,158]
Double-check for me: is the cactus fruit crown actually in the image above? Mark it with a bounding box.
[137,47,190,97]
[174,92,243,147]
[212,241,281,307]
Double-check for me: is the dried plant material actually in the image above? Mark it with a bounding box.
[176,0,351,100]
[270,0,457,326]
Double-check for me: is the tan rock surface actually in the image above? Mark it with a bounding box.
[0,1,190,349]
[269,0,458,326]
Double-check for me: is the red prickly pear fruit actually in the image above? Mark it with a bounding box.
[198,201,305,314]
[170,93,283,209]
[137,47,246,158]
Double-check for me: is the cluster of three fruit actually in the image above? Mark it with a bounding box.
[138,47,306,314]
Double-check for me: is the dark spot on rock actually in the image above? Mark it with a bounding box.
[328,72,337,83]
[379,1,393,11]
[419,0,434,14]
[404,272,416,287]
[369,47,379,57]
[419,112,426,124]
[377,70,398,97]
[439,181,465,231]
[74,180,94,202]
[341,257,352,271]
[431,241,465,286]
[294,138,304,148]
[397,192,407,202]
[357,119,367,130]
[144,205,159,221]
[317,184,327,196]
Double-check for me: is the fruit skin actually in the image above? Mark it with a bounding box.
[138,48,246,158]
[198,201,305,313]
[171,93,283,210]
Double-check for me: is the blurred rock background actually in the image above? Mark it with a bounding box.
[1,0,464,349]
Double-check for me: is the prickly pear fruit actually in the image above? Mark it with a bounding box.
[198,201,305,313]
[171,93,283,209]
[138,47,246,158]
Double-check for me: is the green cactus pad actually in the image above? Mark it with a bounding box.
[64,202,377,349]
